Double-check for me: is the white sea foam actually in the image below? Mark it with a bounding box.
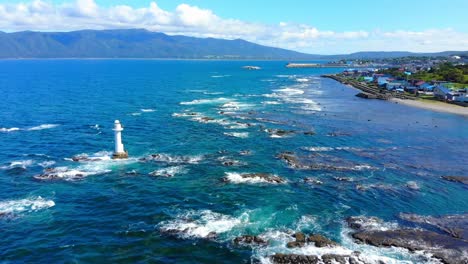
[274,87,305,95]
[28,124,59,131]
[141,108,156,112]
[211,75,230,78]
[1,124,59,132]
[296,78,310,82]
[224,132,249,138]
[303,147,335,152]
[0,196,55,215]
[172,112,202,118]
[262,101,281,105]
[34,166,111,181]
[203,91,224,95]
[225,123,250,129]
[150,166,188,177]
[219,101,255,111]
[144,153,204,164]
[130,112,142,116]
[224,172,285,184]
[253,215,419,264]
[159,210,248,239]
[38,161,56,168]
[0,127,20,132]
[0,160,35,170]
[180,97,230,105]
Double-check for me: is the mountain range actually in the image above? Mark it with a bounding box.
[0,29,466,59]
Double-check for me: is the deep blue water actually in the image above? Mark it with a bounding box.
[0,60,467,263]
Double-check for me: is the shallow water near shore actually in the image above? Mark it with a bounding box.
[0,60,467,263]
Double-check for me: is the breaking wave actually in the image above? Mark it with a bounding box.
[224,132,249,138]
[159,209,248,239]
[180,97,230,105]
[149,166,188,177]
[0,196,55,216]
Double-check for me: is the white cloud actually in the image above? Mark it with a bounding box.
[0,0,467,54]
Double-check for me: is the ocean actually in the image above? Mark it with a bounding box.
[0,60,467,263]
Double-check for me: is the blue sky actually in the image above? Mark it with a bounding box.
[1,0,467,53]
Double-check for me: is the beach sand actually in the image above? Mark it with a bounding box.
[391,98,468,117]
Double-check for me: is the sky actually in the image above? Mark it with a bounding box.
[1,0,467,54]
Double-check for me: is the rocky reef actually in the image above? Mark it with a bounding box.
[346,215,468,264]
[442,175,468,185]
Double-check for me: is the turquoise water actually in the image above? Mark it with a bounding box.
[0,60,467,263]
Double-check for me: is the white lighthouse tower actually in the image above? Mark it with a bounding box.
[112,120,128,159]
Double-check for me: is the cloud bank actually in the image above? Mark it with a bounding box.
[1,0,467,54]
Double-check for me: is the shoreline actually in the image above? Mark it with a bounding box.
[390,98,468,117]
[322,74,468,117]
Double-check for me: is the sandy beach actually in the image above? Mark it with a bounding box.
[391,98,468,117]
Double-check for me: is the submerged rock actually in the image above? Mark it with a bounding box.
[442,176,468,185]
[277,152,370,172]
[352,229,468,264]
[333,176,354,182]
[346,216,386,231]
[399,213,468,239]
[303,177,323,185]
[265,128,296,137]
[277,152,304,169]
[233,235,267,246]
[347,215,468,264]
[224,173,286,184]
[34,167,85,181]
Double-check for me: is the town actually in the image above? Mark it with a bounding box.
[324,55,468,105]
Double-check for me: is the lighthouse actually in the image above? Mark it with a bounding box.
[112,120,128,159]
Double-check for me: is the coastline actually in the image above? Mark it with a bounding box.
[390,98,468,117]
[323,74,468,117]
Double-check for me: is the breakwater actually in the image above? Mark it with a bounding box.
[321,74,416,100]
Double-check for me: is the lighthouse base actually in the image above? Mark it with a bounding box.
[112,151,129,159]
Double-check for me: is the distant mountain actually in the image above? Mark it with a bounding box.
[322,51,468,60]
[0,29,466,59]
[0,29,317,59]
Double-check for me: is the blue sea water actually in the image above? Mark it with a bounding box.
[0,60,467,263]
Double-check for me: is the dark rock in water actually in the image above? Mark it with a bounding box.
[271,253,319,264]
[293,232,306,242]
[303,131,316,136]
[71,155,102,162]
[327,131,351,137]
[271,253,366,264]
[242,173,286,183]
[239,150,252,156]
[356,92,377,99]
[346,216,385,231]
[201,117,215,122]
[347,215,468,264]
[308,234,338,247]
[399,213,468,239]
[233,235,267,246]
[405,181,420,190]
[352,229,468,264]
[303,177,323,185]
[286,241,305,248]
[277,152,303,169]
[125,170,138,175]
[277,152,367,172]
[265,128,296,137]
[206,232,217,240]
[333,176,354,182]
[442,176,468,185]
